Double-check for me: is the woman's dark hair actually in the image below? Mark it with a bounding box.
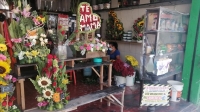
[109,42,118,50]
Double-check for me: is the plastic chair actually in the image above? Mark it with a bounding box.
[66,70,76,85]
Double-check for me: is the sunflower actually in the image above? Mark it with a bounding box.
[0,80,7,86]
[0,44,7,51]
[138,21,144,27]
[38,77,52,88]
[42,88,54,99]
[0,93,7,102]
[0,61,11,77]
[111,13,116,17]
[6,58,11,64]
[114,19,119,23]
[118,26,123,30]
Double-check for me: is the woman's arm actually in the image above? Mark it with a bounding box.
[116,55,120,60]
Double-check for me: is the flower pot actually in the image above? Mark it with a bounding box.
[98,4,104,10]
[114,76,126,86]
[126,72,136,86]
[104,3,110,9]
[92,5,98,10]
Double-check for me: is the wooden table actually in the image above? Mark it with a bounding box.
[14,59,113,110]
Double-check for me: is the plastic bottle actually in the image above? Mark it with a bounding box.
[145,54,155,73]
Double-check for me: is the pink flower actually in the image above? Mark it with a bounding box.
[12,77,17,83]
[0,54,6,61]
[96,46,100,50]
[4,75,12,80]
[80,46,84,50]
[11,38,22,43]
[86,45,91,51]
[25,43,31,47]
[138,33,143,37]
[33,18,40,25]
[37,102,43,107]
[21,9,30,18]
[42,101,48,106]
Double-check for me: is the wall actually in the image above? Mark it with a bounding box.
[98,4,191,63]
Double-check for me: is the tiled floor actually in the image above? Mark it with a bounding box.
[23,71,200,112]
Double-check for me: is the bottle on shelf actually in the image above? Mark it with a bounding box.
[145,54,155,74]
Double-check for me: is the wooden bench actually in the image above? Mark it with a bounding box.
[24,86,125,112]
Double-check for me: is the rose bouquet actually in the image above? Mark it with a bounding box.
[8,4,50,64]
[30,54,70,111]
[0,35,20,112]
[133,15,145,41]
[113,59,134,77]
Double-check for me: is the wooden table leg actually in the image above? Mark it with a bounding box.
[16,81,21,107]
[100,65,103,102]
[121,89,125,112]
[19,79,25,110]
[107,64,112,106]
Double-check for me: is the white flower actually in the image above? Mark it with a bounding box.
[12,7,20,14]
[40,33,46,38]
[39,37,43,41]
[12,105,17,109]
[97,34,101,38]
[100,44,103,47]
[44,39,48,43]
[91,48,93,52]
[41,41,45,46]
[18,51,25,60]
[29,36,38,39]
[102,49,105,52]
[48,30,53,34]
[31,39,36,46]
[38,77,52,88]
[42,88,54,99]
[24,4,32,12]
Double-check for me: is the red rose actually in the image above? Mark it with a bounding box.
[65,96,70,100]
[47,54,53,59]
[53,77,57,80]
[2,101,7,107]
[9,96,16,102]
[8,101,13,106]
[53,82,57,87]
[52,67,57,73]
[61,31,66,35]
[58,25,62,29]
[56,87,62,93]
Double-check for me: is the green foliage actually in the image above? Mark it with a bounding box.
[0,34,5,44]
[30,77,42,94]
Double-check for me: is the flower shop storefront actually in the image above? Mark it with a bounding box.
[0,0,196,112]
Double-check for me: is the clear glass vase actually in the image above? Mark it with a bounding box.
[54,44,67,60]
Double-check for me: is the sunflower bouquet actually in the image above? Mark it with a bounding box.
[133,15,145,41]
[0,35,20,112]
[30,54,70,111]
[106,11,124,40]
[8,4,50,64]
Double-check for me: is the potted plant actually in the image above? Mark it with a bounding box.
[133,15,145,43]
[112,59,135,86]
[97,0,104,10]
[103,0,110,9]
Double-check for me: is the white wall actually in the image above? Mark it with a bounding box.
[99,4,191,64]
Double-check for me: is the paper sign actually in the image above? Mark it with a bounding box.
[140,84,171,106]
[77,2,101,33]
[156,59,172,76]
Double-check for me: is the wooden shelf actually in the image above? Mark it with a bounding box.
[105,40,142,44]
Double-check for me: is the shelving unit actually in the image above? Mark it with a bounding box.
[142,7,189,83]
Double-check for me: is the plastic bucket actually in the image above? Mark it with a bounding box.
[83,68,92,76]
[114,76,126,87]
[126,72,136,86]
[167,80,184,102]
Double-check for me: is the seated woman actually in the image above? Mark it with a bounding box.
[107,42,120,60]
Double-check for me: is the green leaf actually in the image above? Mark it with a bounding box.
[20,23,26,35]
[29,78,42,94]
[0,34,5,44]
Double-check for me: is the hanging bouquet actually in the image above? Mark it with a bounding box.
[0,35,20,112]
[8,4,50,64]
[73,37,108,55]
[30,54,70,111]
[125,55,139,69]
[106,11,124,40]
[133,15,145,41]
[112,59,134,77]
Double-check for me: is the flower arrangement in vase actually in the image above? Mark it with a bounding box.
[125,55,139,69]
[30,54,70,111]
[0,35,20,112]
[133,15,145,42]
[8,4,50,64]
[106,11,124,40]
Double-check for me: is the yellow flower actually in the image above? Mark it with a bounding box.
[138,21,144,26]
[0,109,5,112]
[25,51,33,59]
[0,80,7,86]
[0,93,7,101]
[0,61,11,77]
[118,26,123,30]
[125,55,139,67]
[62,79,69,84]
[6,58,11,64]
[0,44,7,51]
[31,50,39,57]
[41,17,45,23]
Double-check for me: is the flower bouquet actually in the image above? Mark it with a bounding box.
[8,4,50,64]
[30,54,70,111]
[0,35,20,112]
[133,15,145,41]
[125,55,139,69]
[106,11,124,40]
[112,59,134,77]
[73,37,108,56]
